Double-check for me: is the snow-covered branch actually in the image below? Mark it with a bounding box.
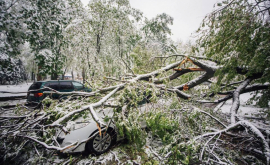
[175,72,215,91]
[51,85,124,126]
[230,78,253,124]
[195,120,270,164]
[152,54,218,63]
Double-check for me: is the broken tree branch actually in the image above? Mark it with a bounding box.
[51,85,124,126]
[195,120,270,164]
[230,78,252,124]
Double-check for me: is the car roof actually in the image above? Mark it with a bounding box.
[34,80,82,83]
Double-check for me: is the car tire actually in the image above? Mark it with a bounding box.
[86,128,116,155]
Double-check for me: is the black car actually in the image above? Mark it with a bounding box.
[27,80,91,103]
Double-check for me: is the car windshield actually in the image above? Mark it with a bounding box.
[29,82,43,90]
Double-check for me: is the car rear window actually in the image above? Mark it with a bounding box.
[29,82,43,90]
[60,82,73,90]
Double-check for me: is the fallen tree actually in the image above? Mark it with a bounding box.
[1,0,270,164]
[0,53,269,164]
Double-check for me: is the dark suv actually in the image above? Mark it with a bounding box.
[27,80,91,103]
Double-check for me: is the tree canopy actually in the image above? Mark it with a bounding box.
[197,0,270,108]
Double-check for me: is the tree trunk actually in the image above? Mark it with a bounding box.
[82,67,85,84]
[51,63,58,80]
[62,67,67,80]
[71,70,74,80]
[51,73,58,80]
[37,65,42,81]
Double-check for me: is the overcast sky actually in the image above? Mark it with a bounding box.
[80,0,219,42]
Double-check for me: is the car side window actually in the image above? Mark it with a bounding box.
[60,82,74,90]
[72,82,84,90]
[47,82,59,90]
[43,83,50,91]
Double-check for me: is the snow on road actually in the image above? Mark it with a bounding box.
[0,82,33,106]
[0,82,32,97]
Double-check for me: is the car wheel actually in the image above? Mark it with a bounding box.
[86,128,115,155]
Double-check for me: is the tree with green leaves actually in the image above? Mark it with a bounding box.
[197,0,270,108]
[0,0,30,84]
[0,0,83,81]
[26,0,82,80]
[64,0,143,80]
[142,13,173,44]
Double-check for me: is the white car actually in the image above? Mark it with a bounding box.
[57,121,118,155]
[56,100,164,155]
[56,107,120,155]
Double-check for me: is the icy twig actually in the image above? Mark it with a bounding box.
[195,120,270,164]
[148,146,163,161]
[199,133,219,161]
[192,107,227,128]
[33,144,41,157]
[111,151,121,165]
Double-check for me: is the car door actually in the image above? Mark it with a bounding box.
[59,81,74,92]
[57,81,74,100]
[44,82,60,99]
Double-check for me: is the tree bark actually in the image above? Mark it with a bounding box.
[82,67,85,84]
[71,70,74,80]
[37,65,42,81]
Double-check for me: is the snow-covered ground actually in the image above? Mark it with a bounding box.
[220,92,269,126]
[220,92,265,114]
[0,82,33,106]
[0,82,32,97]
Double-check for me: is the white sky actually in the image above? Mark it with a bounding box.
[80,0,219,42]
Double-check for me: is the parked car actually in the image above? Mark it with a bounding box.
[27,80,92,103]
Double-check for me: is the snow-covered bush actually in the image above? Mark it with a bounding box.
[0,56,27,84]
